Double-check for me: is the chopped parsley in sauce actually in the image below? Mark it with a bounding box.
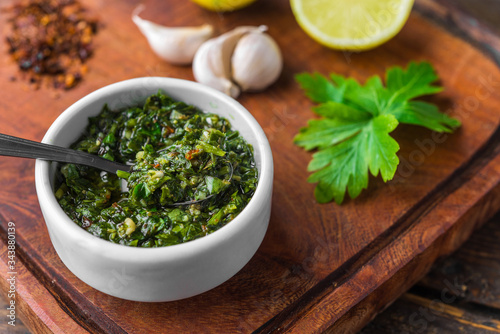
[55,91,258,247]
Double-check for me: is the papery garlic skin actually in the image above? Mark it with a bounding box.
[193,26,264,98]
[231,31,283,91]
[132,5,213,65]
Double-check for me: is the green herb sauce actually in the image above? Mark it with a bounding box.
[55,91,258,247]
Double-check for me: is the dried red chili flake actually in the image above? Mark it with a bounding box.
[5,0,98,89]
[185,149,200,160]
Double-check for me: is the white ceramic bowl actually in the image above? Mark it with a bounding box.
[35,77,273,302]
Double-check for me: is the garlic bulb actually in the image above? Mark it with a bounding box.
[193,25,282,98]
[231,31,283,91]
[132,5,214,65]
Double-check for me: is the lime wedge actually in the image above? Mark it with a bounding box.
[191,0,257,12]
[290,0,414,50]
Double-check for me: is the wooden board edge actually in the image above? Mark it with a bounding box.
[328,181,500,334]
[415,0,500,64]
[0,233,89,334]
[0,211,128,334]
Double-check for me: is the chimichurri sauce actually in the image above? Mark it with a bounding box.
[55,91,258,247]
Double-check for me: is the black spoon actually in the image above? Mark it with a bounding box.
[0,133,129,174]
[0,133,233,207]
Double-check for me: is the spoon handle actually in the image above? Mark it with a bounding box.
[0,133,130,174]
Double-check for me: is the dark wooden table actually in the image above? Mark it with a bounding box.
[361,212,500,333]
[1,0,499,333]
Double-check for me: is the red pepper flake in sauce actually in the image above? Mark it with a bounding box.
[5,0,98,89]
[185,149,200,160]
[162,125,174,138]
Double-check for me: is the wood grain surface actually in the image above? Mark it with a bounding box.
[362,211,500,333]
[0,0,499,333]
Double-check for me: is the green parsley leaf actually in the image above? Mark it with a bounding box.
[295,62,461,204]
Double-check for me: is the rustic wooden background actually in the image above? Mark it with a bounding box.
[0,0,499,333]
[361,212,500,333]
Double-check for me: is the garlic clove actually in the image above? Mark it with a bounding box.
[193,26,265,98]
[231,31,283,92]
[193,39,240,98]
[132,5,214,65]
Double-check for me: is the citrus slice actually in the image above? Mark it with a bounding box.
[290,0,414,50]
[191,0,257,12]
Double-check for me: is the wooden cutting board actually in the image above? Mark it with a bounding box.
[0,0,499,333]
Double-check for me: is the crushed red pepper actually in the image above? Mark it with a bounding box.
[185,149,200,160]
[5,0,98,89]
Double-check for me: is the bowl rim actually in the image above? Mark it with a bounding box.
[35,77,273,263]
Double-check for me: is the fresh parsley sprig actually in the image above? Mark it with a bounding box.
[295,62,461,204]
